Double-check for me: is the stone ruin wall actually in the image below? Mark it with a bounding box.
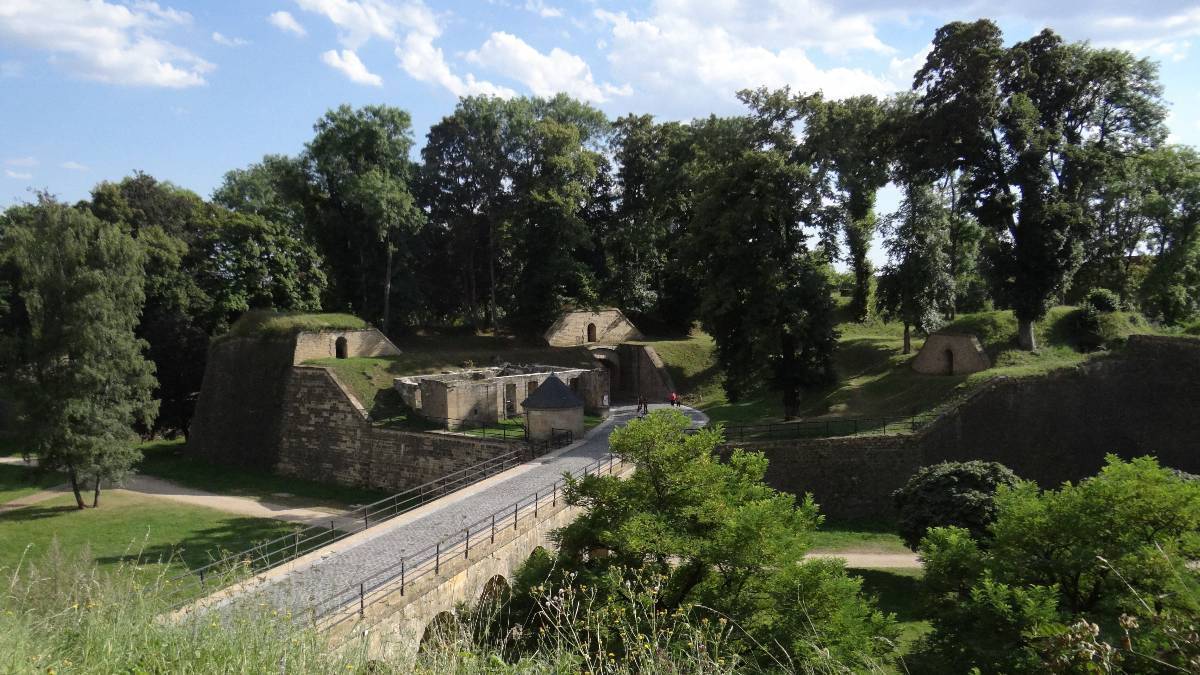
[729,336,1200,521]
[189,333,521,492]
[275,367,519,492]
[292,328,401,364]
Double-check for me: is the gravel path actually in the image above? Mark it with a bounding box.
[241,404,708,617]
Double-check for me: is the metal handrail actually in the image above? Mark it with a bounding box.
[163,448,525,604]
[375,414,528,442]
[719,414,938,443]
[307,451,625,631]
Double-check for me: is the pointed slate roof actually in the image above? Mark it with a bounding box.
[521,374,584,410]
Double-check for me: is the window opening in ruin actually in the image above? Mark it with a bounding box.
[335,336,348,359]
[587,323,597,342]
[505,383,517,417]
[527,381,537,398]
[945,349,954,375]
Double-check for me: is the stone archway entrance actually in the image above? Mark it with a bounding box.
[586,323,597,342]
[335,336,348,359]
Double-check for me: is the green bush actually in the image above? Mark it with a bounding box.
[891,461,1019,551]
[1084,288,1122,313]
[914,456,1200,673]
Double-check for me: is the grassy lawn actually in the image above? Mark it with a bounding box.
[851,567,931,662]
[0,463,64,506]
[136,440,393,511]
[810,520,910,554]
[0,490,299,578]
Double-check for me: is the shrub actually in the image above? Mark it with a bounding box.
[914,455,1200,673]
[892,461,1019,550]
[1084,287,1122,313]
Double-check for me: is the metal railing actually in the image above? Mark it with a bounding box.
[308,451,625,632]
[163,449,525,606]
[719,414,938,443]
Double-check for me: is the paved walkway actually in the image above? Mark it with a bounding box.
[807,552,921,569]
[234,404,708,617]
[0,456,350,526]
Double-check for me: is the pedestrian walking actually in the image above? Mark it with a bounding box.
[669,391,679,407]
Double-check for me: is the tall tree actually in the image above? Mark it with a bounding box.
[876,182,954,354]
[305,105,424,332]
[916,21,1166,349]
[0,198,157,508]
[1139,145,1200,323]
[690,89,838,417]
[802,95,893,321]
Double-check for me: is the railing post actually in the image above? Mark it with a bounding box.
[552,481,557,507]
[435,542,440,574]
[364,511,369,530]
[534,491,538,518]
[199,569,205,587]
[513,502,518,530]
[400,558,405,596]
[359,583,364,618]
[491,513,496,543]
[465,528,470,559]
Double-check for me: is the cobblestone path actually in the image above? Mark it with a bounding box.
[239,404,708,617]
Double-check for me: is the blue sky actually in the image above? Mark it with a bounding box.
[3,0,1199,221]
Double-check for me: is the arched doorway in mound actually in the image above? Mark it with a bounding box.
[335,336,348,359]
[586,322,597,342]
[944,348,955,375]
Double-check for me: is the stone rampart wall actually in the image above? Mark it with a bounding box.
[275,367,519,492]
[616,344,675,402]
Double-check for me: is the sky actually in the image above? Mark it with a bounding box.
[2,0,1199,265]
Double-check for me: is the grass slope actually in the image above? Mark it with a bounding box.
[0,464,63,506]
[136,440,392,510]
[223,310,368,339]
[648,302,1164,429]
[0,490,298,576]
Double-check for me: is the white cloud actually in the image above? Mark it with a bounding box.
[596,5,894,112]
[395,34,516,98]
[5,157,37,167]
[467,32,631,102]
[4,170,32,180]
[321,48,383,86]
[60,161,89,171]
[300,0,512,98]
[524,0,563,19]
[0,0,212,88]
[0,60,23,77]
[888,44,931,88]
[268,11,307,37]
[212,32,249,47]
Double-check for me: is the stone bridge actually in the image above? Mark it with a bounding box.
[182,404,706,658]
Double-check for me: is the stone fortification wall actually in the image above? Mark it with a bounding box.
[615,344,675,403]
[727,336,1200,521]
[721,436,922,521]
[292,328,400,364]
[188,337,297,471]
[920,335,1200,486]
[275,367,519,492]
[544,308,642,347]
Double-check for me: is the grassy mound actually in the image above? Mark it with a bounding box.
[223,310,368,340]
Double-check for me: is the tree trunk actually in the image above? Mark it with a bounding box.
[67,466,86,510]
[488,223,499,333]
[91,475,101,508]
[902,323,911,355]
[1018,318,1037,351]
[382,241,393,335]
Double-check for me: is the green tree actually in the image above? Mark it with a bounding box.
[917,456,1200,672]
[0,198,157,508]
[1139,146,1200,324]
[802,95,893,321]
[892,460,1019,550]
[690,89,838,416]
[304,104,425,332]
[508,410,897,668]
[876,180,954,354]
[916,21,1166,350]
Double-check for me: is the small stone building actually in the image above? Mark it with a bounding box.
[544,308,643,347]
[291,327,401,364]
[521,374,585,442]
[912,333,991,375]
[395,364,608,429]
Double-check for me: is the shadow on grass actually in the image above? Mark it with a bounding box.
[0,504,79,522]
[93,516,300,571]
[853,568,924,624]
